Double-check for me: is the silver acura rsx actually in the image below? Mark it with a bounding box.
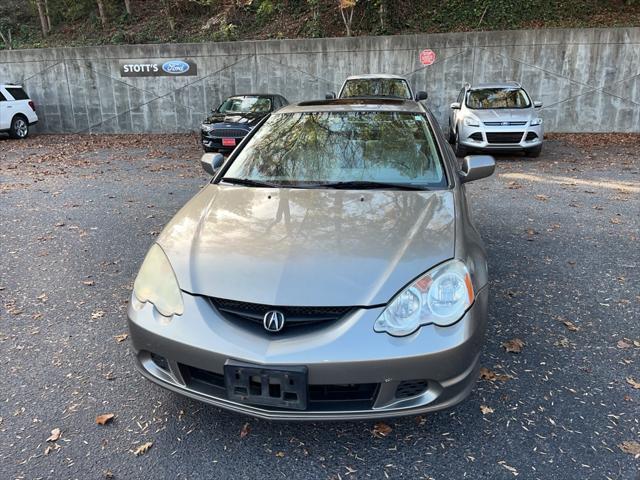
[128,98,496,420]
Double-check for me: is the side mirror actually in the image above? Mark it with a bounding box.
[415,91,428,101]
[460,155,495,183]
[533,100,543,108]
[450,102,461,109]
[325,92,336,100]
[201,152,224,176]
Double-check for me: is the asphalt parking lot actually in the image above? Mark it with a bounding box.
[1,133,639,480]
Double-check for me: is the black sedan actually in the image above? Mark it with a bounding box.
[201,94,289,153]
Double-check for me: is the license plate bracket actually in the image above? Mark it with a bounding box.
[224,360,308,410]
[221,137,236,147]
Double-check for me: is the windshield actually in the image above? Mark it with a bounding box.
[222,111,446,188]
[340,79,412,99]
[466,88,531,109]
[217,96,272,114]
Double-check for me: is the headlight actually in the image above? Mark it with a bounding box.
[133,244,184,317]
[374,259,474,336]
[530,118,542,126]
[463,117,480,127]
[201,123,214,132]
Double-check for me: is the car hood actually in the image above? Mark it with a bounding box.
[157,185,455,307]
[471,108,533,123]
[203,112,266,127]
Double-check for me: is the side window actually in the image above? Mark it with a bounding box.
[0,91,6,102]
[6,87,29,100]
[280,96,289,106]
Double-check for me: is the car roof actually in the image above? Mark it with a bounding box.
[469,81,522,90]
[278,98,424,114]
[227,93,279,98]
[345,74,408,81]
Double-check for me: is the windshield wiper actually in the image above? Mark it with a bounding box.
[315,180,430,191]
[220,177,281,188]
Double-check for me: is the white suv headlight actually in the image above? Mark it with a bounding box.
[133,244,184,317]
[374,259,474,337]
[463,117,480,127]
[530,118,542,126]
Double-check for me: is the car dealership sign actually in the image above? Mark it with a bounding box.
[120,59,197,77]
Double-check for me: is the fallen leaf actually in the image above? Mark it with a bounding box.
[534,194,549,201]
[240,422,250,438]
[479,367,511,382]
[501,338,525,353]
[47,428,61,442]
[54,221,65,227]
[562,320,579,332]
[372,422,393,438]
[133,441,153,456]
[617,339,632,349]
[498,461,519,476]
[275,451,285,457]
[82,280,95,286]
[91,310,105,319]
[555,337,571,348]
[626,377,640,389]
[114,333,128,343]
[610,216,621,224]
[480,405,494,415]
[618,440,640,457]
[96,413,115,425]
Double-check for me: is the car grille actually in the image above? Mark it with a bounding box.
[486,132,524,144]
[483,121,527,126]
[210,128,248,138]
[179,363,379,411]
[210,297,353,328]
[395,379,429,398]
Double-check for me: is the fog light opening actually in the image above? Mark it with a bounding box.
[150,352,169,371]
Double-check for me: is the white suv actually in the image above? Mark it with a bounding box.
[448,82,543,157]
[0,84,38,139]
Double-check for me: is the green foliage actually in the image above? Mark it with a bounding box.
[212,22,238,41]
[0,0,637,50]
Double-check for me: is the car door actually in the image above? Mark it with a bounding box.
[0,90,9,130]
[451,88,465,133]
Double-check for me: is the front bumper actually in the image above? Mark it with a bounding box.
[201,129,249,152]
[458,123,543,152]
[127,288,488,420]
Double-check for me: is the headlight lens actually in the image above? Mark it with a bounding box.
[374,259,474,336]
[464,117,480,127]
[201,123,215,132]
[133,244,184,317]
[530,118,542,126]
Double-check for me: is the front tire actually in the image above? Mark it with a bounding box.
[454,132,468,157]
[9,115,29,139]
[525,144,542,158]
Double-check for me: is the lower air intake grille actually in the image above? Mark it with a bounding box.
[395,380,429,398]
[486,132,524,144]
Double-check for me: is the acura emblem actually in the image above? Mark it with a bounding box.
[263,310,285,332]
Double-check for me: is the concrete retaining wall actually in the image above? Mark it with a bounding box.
[1,27,638,133]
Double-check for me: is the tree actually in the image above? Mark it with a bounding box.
[96,0,108,28]
[338,0,356,36]
[34,0,48,37]
[124,0,132,15]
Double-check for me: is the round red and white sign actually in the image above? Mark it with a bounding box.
[419,49,436,66]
